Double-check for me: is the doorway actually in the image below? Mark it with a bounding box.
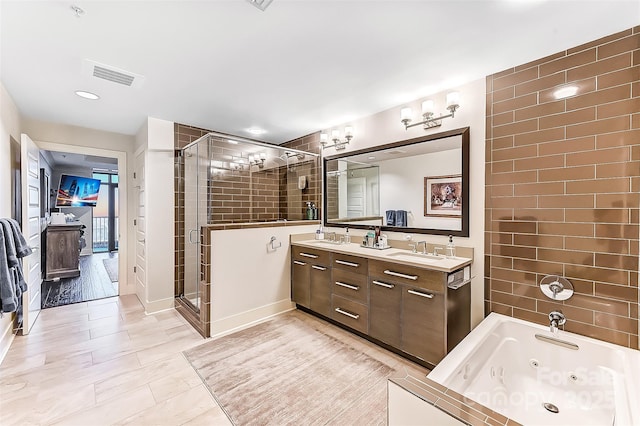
[39,149,122,308]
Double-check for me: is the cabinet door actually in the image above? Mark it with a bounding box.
[291,259,310,308]
[46,228,81,279]
[402,286,446,365]
[369,278,401,347]
[309,264,331,317]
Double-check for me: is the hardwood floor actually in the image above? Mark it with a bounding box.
[41,253,119,309]
[0,295,230,425]
[1,296,428,425]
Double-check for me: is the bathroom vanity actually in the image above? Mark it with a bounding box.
[291,237,472,367]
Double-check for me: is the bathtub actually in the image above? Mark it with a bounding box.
[428,313,640,426]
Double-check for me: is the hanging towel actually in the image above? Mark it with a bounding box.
[0,218,31,318]
[395,210,408,227]
[385,210,396,226]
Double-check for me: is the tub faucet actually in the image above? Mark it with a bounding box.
[549,311,566,333]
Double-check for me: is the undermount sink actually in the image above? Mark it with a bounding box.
[307,239,343,245]
[386,251,444,261]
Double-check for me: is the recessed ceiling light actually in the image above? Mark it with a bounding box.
[227,139,239,144]
[368,156,376,160]
[75,90,100,100]
[553,86,578,99]
[246,127,266,135]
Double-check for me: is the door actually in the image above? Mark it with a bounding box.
[134,151,147,303]
[347,177,366,217]
[20,133,41,334]
[182,142,204,311]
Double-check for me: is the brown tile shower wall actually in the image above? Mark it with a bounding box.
[485,27,640,348]
[282,132,322,220]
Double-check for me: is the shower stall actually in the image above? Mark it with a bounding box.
[175,132,319,334]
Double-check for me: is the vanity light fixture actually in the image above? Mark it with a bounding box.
[248,152,267,168]
[400,92,460,130]
[320,126,353,150]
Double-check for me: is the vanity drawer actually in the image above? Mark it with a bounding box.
[331,294,368,334]
[333,253,368,274]
[369,260,445,293]
[332,268,368,304]
[292,245,330,266]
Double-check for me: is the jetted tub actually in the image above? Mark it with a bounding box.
[428,313,640,426]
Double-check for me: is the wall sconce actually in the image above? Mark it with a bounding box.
[400,92,460,130]
[320,126,353,150]
[248,152,267,168]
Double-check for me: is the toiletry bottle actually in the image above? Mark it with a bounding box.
[318,225,324,240]
[374,226,381,247]
[312,203,318,220]
[344,227,351,244]
[306,202,313,220]
[446,235,456,258]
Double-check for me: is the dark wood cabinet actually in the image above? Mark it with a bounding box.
[401,286,446,364]
[44,223,83,280]
[309,264,331,317]
[369,278,402,347]
[291,243,471,368]
[292,259,310,308]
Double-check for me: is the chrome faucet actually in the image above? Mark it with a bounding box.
[416,241,427,255]
[325,232,337,242]
[433,246,444,257]
[549,311,566,333]
[408,243,417,253]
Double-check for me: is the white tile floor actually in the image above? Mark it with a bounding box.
[1,295,429,425]
[0,295,231,426]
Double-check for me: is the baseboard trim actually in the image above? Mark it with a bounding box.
[0,317,16,365]
[211,299,295,338]
[144,297,175,314]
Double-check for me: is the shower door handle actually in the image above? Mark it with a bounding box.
[188,229,199,244]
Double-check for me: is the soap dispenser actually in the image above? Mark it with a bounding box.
[446,235,456,258]
[344,227,351,244]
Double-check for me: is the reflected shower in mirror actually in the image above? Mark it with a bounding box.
[323,127,469,237]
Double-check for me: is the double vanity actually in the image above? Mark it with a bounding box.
[290,234,472,367]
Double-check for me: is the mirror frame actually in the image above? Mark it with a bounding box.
[323,126,470,237]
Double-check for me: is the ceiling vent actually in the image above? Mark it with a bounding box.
[246,0,274,11]
[82,59,145,88]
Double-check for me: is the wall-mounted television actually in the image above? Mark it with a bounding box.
[55,174,101,208]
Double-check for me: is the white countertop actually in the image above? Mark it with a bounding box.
[292,239,472,273]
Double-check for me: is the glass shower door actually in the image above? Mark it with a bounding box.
[182,141,206,312]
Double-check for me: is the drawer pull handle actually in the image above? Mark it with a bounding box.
[372,280,395,289]
[311,265,327,271]
[293,261,306,266]
[335,307,360,320]
[300,253,319,259]
[384,270,418,280]
[335,281,359,291]
[408,289,434,299]
[335,259,359,268]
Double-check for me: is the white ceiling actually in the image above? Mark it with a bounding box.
[1,1,638,144]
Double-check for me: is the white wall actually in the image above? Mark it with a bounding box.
[210,224,318,336]
[379,149,461,230]
[0,82,22,361]
[133,117,175,313]
[321,78,486,327]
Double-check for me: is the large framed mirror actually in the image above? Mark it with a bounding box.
[323,127,469,237]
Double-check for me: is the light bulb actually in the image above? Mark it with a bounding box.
[421,100,434,115]
[400,107,412,121]
[446,92,460,108]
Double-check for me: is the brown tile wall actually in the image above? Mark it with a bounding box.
[282,133,322,220]
[485,27,640,348]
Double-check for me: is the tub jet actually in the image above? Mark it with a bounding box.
[543,402,559,414]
